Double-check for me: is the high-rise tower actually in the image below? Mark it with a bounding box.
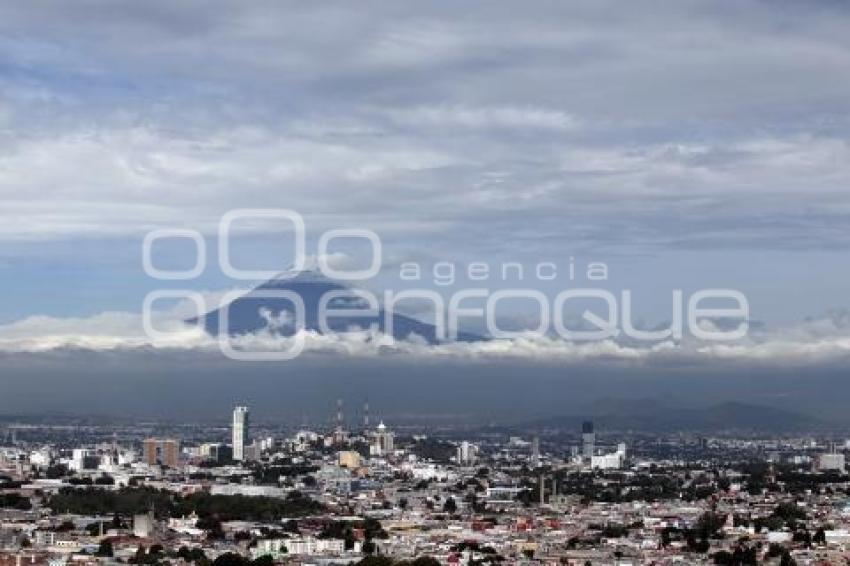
[581,421,595,461]
[232,406,250,461]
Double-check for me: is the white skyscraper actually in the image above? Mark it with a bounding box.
[370,422,394,457]
[457,441,478,466]
[232,406,250,461]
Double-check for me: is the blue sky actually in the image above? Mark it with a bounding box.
[1,1,850,359]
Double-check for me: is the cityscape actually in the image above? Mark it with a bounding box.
[2,404,850,565]
[3,1,850,565]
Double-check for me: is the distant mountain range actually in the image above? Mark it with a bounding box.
[192,270,482,343]
[525,399,824,432]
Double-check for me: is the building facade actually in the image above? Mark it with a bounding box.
[232,406,250,461]
[142,438,180,468]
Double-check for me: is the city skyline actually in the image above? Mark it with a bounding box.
[2,399,850,564]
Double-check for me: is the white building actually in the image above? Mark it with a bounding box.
[68,449,98,472]
[457,441,479,466]
[590,443,627,470]
[34,531,57,547]
[370,422,394,457]
[232,406,250,461]
[133,511,155,538]
[168,513,203,536]
[29,448,53,467]
[817,452,846,473]
[210,484,288,498]
[199,442,224,461]
[254,537,348,558]
[401,461,455,482]
[486,486,524,504]
[825,529,850,544]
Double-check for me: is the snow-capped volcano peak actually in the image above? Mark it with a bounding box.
[265,269,338,284]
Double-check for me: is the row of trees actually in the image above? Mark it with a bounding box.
[0,493,32,510]
[47,486,324,521]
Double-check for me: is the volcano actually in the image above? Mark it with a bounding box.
[193,271,482,344]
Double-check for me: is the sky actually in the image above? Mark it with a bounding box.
[1,1,850,418]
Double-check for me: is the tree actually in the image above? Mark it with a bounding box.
[363,518,387,540]
[47,486,323,521]
[813,528,826,544]
[695,512,724,539]
[197,516,224,540]
[45,464,69,479]
[774,502,807,521]
[730,545,757,565]
[282,519,300,534]
[0,494,32,510]
[212,553,248,566]
[792,529,811,546]
[601,524,628,538]
[55,520,75,532]
[173,546,208,563]
[443,497,457,514]
[685,532,710,553]
[514,489,534,507]
[96,539,114,557]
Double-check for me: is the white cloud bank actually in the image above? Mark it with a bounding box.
[1,303,850,367]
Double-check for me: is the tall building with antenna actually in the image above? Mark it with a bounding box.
[332,399,348,445]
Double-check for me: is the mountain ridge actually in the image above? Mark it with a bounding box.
[191,270,482,344]
[522,399,824,432]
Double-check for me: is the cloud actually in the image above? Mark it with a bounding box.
[0,1,848,255]
[2,1,850,335]
[1,302,850,367]
[384,105,579,131]
[2,125,849,255]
